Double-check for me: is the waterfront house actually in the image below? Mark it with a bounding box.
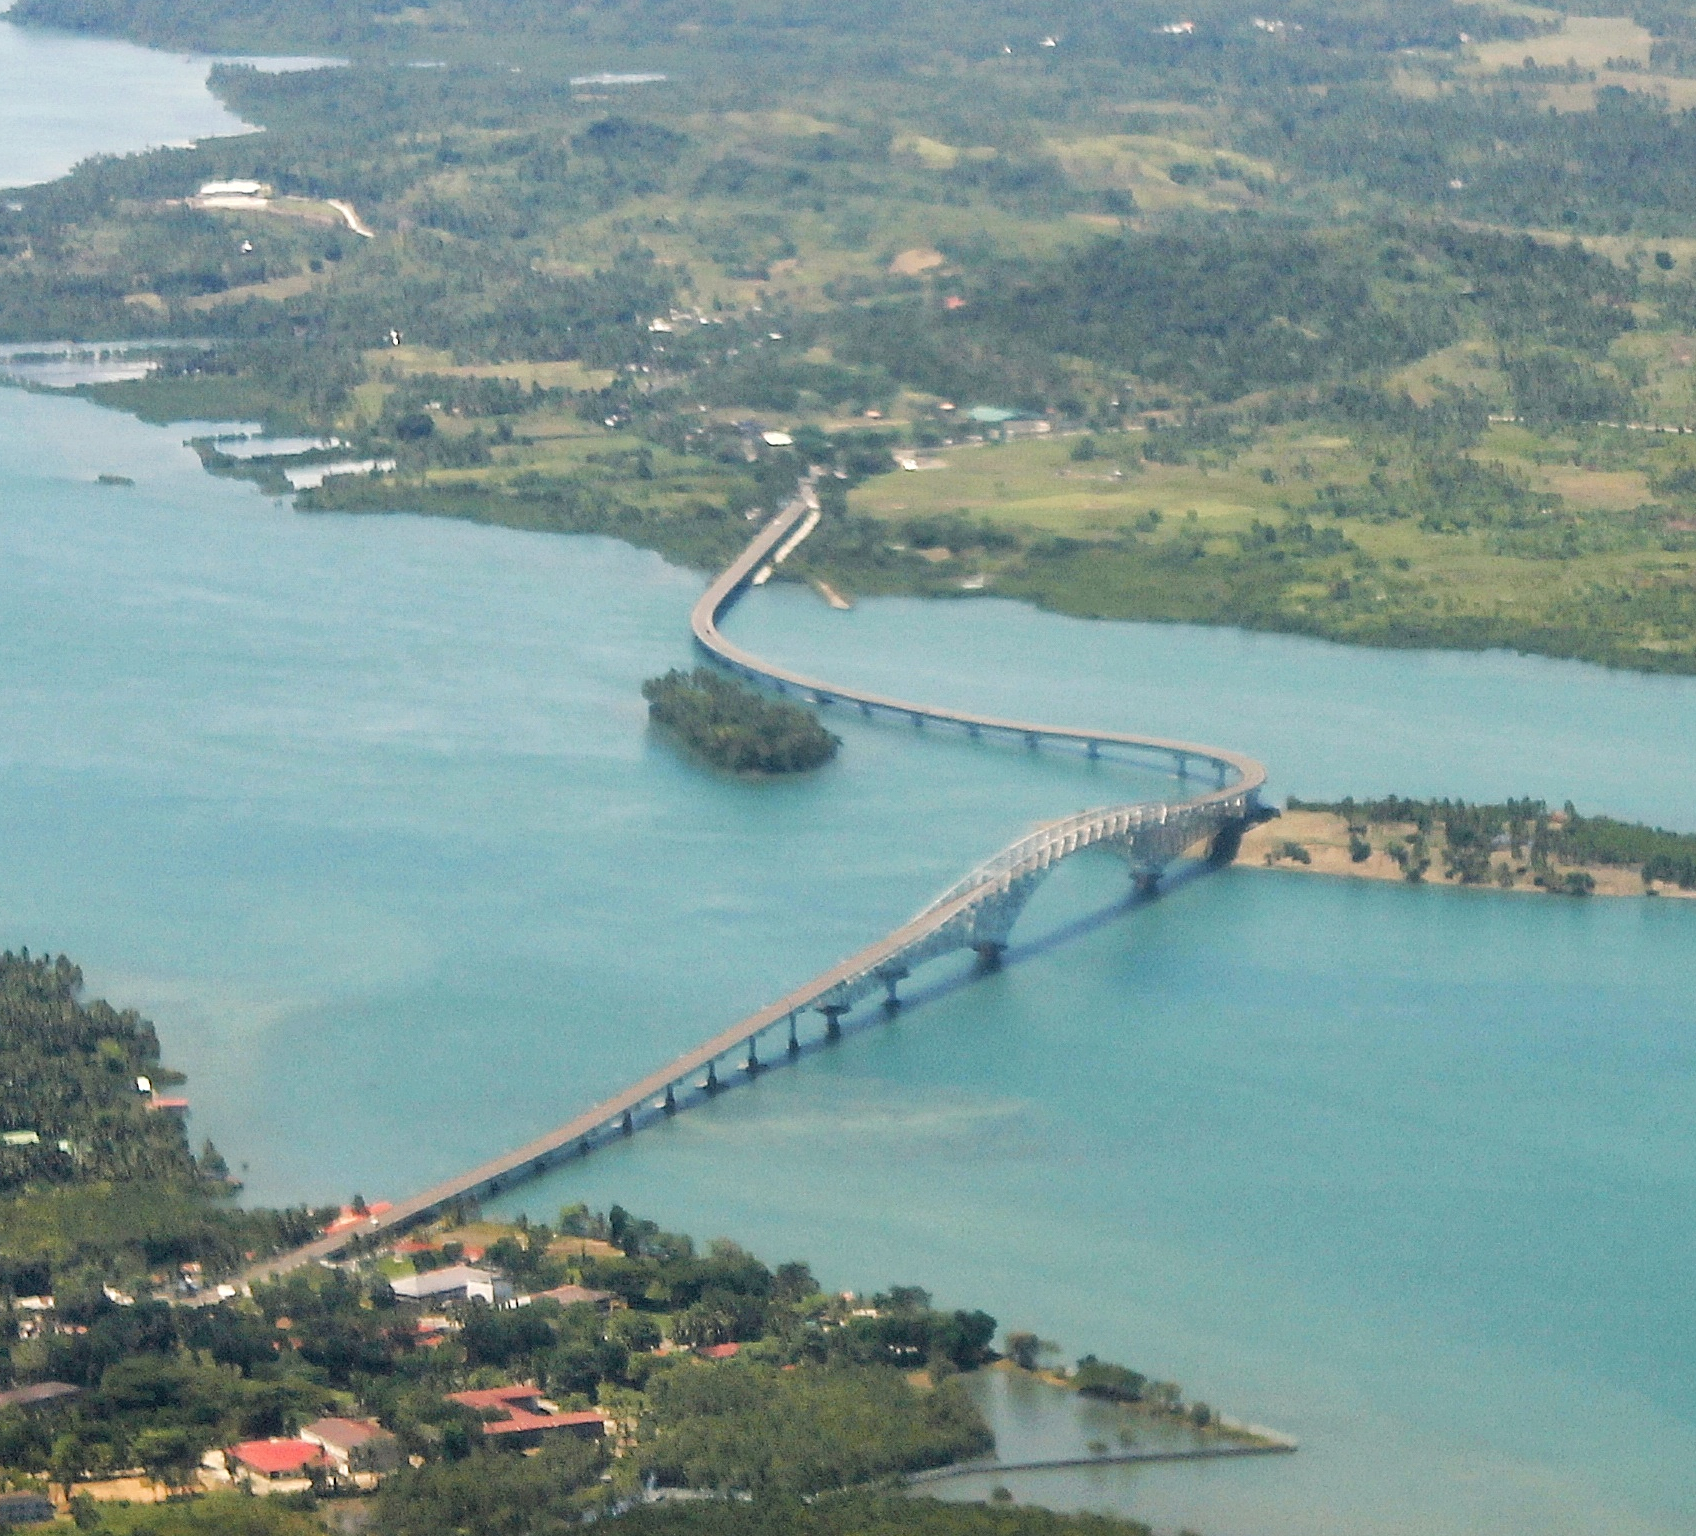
[300,1417,401,1485]
[447,1385,609,1449]
[390,1264,512,1306]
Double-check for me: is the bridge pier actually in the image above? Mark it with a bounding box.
[821,1004,847,1040]
[787,1014,799,1056]
[1087,740,1099,759]
[879,967,909,1009]
[704,1061,720,1093]
[663,1083,676,1115]
[1132,869,1162,897]
[578,1137,591,1157]
[974,941,1005,968]
[745,1039,761,1074]
[621,1110,633,1136]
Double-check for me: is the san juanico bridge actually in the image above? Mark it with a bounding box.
[255,490,1269,1279]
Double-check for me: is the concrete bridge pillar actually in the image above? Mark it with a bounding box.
[663,1083,676,1115]
[879,967,909,1009]
[975,941,1005,968]
[745,1039,761,1074]
[578,1136,591,1157]
[1133,869,1161,897]
[787,1014,799,1056]
[620,1110,633,1136]
[705,1061,720,1093]
[1206,816,1249,866]
[821,1004,847,1040]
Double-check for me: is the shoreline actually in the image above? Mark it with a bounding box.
[1236,810,1696,899]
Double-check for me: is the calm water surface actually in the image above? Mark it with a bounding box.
[0,4,336,190]
[2,388,1694,1536]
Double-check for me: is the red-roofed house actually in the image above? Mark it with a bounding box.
[447,1385,609,1449]
[225,1439,325,1492]
[697,1342,741,1360]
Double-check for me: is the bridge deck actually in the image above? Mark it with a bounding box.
[690,494,1266,808]
[245,496,1267,1283]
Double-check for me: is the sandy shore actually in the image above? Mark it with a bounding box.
[1236,809,1695,899]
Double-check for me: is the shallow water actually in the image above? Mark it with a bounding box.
[3,386,1694,1536]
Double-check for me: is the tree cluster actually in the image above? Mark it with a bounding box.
[642,669,840,774]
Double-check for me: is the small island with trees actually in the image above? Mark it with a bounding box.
[643,668,840,775]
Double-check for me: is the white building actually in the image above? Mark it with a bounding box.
[389,1264,512,1306]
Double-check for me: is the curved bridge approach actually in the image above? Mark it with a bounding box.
[249,495,1266,1280]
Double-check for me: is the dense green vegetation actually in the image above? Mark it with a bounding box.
[608,1499,1153,1536]
[10,0,1696,671]
[76,1490,1158,1536]
[643,1363,990,1495]
[1286,795,1696,890]
[643,668,839,773]
[0,951,331,1297]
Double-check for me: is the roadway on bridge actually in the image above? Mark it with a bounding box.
[246,496,1267,1282]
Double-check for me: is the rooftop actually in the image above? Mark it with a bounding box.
[390,1264,498,1298]
[448,1384,607,1437]
[301,1416,392,1451]
[530,1283,614,1308]
[0,1381,79,1409]
[229,1439,325,1475]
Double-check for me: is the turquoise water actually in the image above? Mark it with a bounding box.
[4,386,1696,1536]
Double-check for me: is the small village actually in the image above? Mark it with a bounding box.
[0,1202,1022,1518]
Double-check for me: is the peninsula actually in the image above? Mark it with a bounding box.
[1239,795,1696,898]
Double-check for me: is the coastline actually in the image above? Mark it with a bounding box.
[1236,809,1696,899]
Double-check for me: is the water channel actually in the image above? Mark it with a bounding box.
[2,23,1695,1536]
